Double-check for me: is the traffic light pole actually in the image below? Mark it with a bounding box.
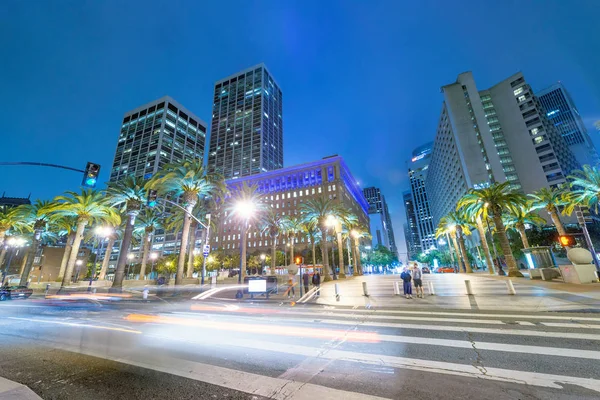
[201,213,211,286]
[575,207,600,272]
[0,161,85,173]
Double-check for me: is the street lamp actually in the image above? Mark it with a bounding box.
[285,242,290,266]
[234,200,256,298]
[325,215,338,280]
[88,226,113,292]
[127,253,135,279]
[149,252,158,280]
[75,259,83,282]
[483,202,504,276]
[260,253,266,274]
[1,237,27,286]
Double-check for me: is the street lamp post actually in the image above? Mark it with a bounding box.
[127,253,135,279]
[75,259,83,282]
[201,213,212,286]
[235,200,256,298]
[260,253,266,274]
[1,238,26,286]
[285,242,290,266]
[89,226,113,292]
[149,253,158,280]
[326,215,338,280]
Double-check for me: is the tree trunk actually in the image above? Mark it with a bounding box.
[239,223,248,282]
[175,209,193,285]
[98,236,116,280]
[186,222,197,278]
[450,233,463,272]
[475,217,495,274]
[0,237,7,270]
[57,232,74,281]
[112,212,137,290]
[352,238,360,276]
[517,223,530,248]
[61,220,87,289]
[456,227,473,273]
[19,253,28,275]
[311,239,317,271]
[336,231,345,278]
[139,232,151,280]
[290,235,295,267]
[320,228,331,281]
[548,207,567,236]
[271,237,276,274]
[20,230,41,286]
[492,212,523,277]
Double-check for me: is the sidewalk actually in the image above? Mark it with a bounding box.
[309,273,600,312]
[0,376,42,400]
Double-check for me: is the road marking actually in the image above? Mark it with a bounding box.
[152,333,600,393]
[542,322,600,329]
[57,343,390,400]
[7,317,142,334]
[318,308,600,322]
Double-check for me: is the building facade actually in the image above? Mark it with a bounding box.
[0,194,31,208]
[362,186,397,255]
[208,64,283,179]
[105,96,208,270]
[426,71,580,227]
[537,82,599,167]
[403,190,420,259]
[214,156,368,255]
[408,143,436,252]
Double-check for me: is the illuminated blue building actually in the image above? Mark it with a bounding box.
[214,155,369,253]
[408,142,436,253]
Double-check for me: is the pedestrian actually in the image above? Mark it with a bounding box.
[303,272,310,294]
[412,264,424,298]
[287,274,296,298]
[400,268,412,299]
[312,271,321,296]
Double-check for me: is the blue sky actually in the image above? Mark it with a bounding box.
[1,0,600,258]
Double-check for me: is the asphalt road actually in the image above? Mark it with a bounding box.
[1,296,600,399]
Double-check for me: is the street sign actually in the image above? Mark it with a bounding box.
[202,244,210,257]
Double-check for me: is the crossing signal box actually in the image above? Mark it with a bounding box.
[82,162,100,188]
[147,189,158,207]
[295,256,303,265]
[558,235,576,247]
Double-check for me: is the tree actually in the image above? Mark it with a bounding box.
[48,189,119,289]
[435,217,462,271]
[529,187,568,236]
[504,203,546,248]
[459,195,495,274]
[14,200,55,285]
[443,210,473,273]
[261,208,286,273]
[150,160,225,285]
[0,206,24,272]
[564,165,600,214]
[134,208,162,280]
[349,225,370,275]
[51,216,79,281]
[98,223,122,280]
[106,176,147,289]
[282,215,303,268]
[458,182,527,277]
[301,220,320,269]
[299,197,343,281]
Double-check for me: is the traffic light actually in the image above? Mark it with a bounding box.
[295,256,303,265]
[82,162,100,188]
[147,189,158,207]
[558,235,576,247]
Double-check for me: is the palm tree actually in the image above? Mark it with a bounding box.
[48,189,119,289]
[349,225,370,276]
[150,160,225,285]
[0,206,23,270]
[227,183,265,282]
[14,200,55,285]
[299,197,343,282]
[529,187,568,236]
[565,165,600,213]
[261,208,286,274]
[443,210,473,273]
[301,219,320,271]
[49,216,78,281]
[134,208,162,280]
[341,212,360,275]
[106,176,147,289]
[459,198,495,275]
[282,215,303,268]
[458,182,527,277]
[436,215,465,272]
[98,223,122,280]
[503,204,546,249]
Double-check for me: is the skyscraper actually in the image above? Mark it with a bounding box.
[408,142,436,252]
[403,190,420,259]
[426,71,580,227]
[106,96,207,269]
[362,186,397,256]
[208,63,283,179]
[537,82,599,167]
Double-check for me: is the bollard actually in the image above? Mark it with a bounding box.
[142,286,149,300]
[362,281,369,297]
[506,280,516,295]
[335,283,340,301]
[464,280,474,295]
[393,281,400,295]
[45,283,51,295]
[427,281,436,296]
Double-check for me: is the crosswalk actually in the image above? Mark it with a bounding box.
[3,300,600,399]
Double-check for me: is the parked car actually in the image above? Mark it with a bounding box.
[435,266,455,274]
[421,266,431,274]
[0,285,33,301]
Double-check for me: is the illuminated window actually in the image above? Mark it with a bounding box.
[513,87,524,96]
[318,187,322,193]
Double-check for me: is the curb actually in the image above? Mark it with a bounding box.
[0,376,43,399]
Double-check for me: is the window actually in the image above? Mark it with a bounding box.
[533,136,544,144]
[513,87,524,96]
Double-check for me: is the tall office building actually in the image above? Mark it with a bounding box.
[362,186,398,255]
[426,71,580,227]
[403,190,420,259]
[408,142,436,252]
[208,63,283,179]
[106,96,207,271]
[537,82,599,167]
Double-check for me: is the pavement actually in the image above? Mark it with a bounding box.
[1,274,600,400]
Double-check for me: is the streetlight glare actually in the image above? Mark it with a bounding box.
[127,254,135,260]
[326,214,337,227]
[94,226,113,237]
[235,200,256,219]
[260,254,266,260]
[150,253,158,260]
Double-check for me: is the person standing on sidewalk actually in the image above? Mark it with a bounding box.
[312,271,321,296]
[412,264,424,298]
[287,273,296,298]
[303,272,310,294]
[400,267,413,299]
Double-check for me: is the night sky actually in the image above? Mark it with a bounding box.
[2,1,600,260]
